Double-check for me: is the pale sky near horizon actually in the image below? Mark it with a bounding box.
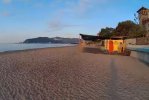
[0,0,149,43]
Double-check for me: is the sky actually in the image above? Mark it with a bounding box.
[0,0,149,43]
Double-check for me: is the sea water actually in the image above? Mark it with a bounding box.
[0,43,75,52]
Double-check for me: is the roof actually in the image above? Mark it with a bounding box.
[110,36,127,40]
[79,34,128,41]
[137,7,148,13]
[80,34,107,41]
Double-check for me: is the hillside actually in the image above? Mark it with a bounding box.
[23,37,79,44]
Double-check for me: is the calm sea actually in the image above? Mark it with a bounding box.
[0,43,75,52]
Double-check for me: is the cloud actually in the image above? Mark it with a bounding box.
[74,0,108,14]
[48,8,79,32]
[0,12,11,17]
[48,19,79,32]
[2,0,33,4]
[2,0,12,4]
[48,0,105,31]
[53,0,108,17]
[77,0,93,13]
[34,2,44,8]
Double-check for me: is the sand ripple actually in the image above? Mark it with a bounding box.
[0,47,148,100]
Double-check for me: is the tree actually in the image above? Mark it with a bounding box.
[97,20,146,38]
[98,27,114,38]
[134,13,139,24]
[114,20,146,38]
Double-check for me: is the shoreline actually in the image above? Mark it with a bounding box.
[1,45,148,66]
[0,45,77,55]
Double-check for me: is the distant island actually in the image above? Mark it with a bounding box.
[23,37,79,44]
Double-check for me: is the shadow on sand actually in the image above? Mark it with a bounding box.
[81,47,108,54]
[107,59,121,100]
[81,46,127,56]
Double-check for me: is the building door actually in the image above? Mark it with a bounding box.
[109,40,113,53]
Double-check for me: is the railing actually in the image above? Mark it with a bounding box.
[127,45,149,64]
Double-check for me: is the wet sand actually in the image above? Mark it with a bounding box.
[0,46,148,100]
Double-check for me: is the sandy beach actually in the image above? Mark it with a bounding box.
[0,46,148,100]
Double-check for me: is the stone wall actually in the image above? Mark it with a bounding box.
[125,37,149,45]
[136,37,149,45]
[125,38,136,45]
[130,50,149,64]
